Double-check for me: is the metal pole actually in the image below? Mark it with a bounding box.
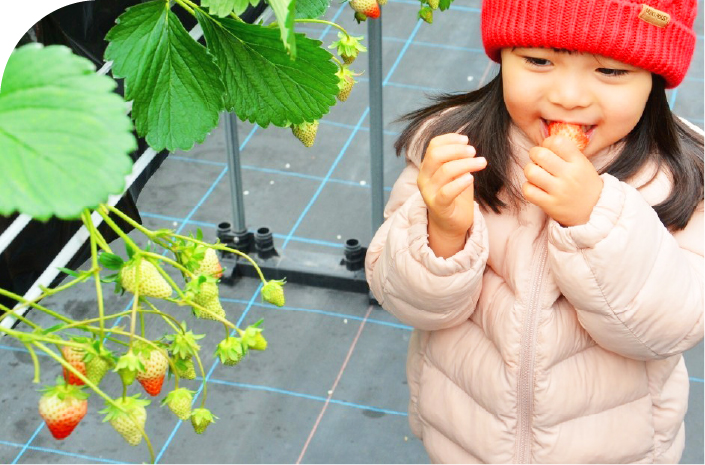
[368,17,385,234]
[223,112,247,233]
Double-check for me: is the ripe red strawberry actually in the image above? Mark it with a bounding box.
[135,343,169,396]
[119,258,172,299]
[62,345,86,386]
[261,279,286,307]
[100,395,150,446]
[292,121,319,147]
[38,378,88,440]
[194,248,223,279]
[162,388,195,420]
[548,122,589,151]
[190,408,217,434]
[350,0,380,18]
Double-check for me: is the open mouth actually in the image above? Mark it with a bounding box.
[541,119,596,139]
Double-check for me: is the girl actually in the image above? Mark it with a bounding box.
[365,0,704,462]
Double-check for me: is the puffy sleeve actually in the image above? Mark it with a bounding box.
[364,158,489,331]
[547,173,704,360]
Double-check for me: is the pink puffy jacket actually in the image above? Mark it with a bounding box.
[365,123,704,463]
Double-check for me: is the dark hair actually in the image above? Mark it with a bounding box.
[394,71,704,231]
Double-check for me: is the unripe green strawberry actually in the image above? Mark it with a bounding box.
[418,6,433,23]
[114,351,144,387]
[191,408,217,434]
[261,279,286,307]
[85,355,112,385]
[244,325,268,351]
[354,11,367,23]
[194,248,223,278]
[162,388,195,420]
[172,356,197,380]
[135,343,169,397]
[119,259,172,299]
[61,345,87,386]
[329,32,367,65]
[215,337,245,366]
[336,67,357,102]
[350,0,380,18]
[428,0,439,9]
[378,0,387,5]
[100,395,150,446]
[38,377,88,440]
[292,121,319,148]
[192,282,226,321]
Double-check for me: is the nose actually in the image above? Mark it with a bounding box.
[547,72,592,110]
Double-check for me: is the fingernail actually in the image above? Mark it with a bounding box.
[461,173,473,183]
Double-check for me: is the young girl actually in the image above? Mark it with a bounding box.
[365,0,704,462]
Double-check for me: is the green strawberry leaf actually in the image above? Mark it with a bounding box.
[0,44,135,220]
[202,0,258,16]
[196,11,338,127]
[196,228,203,241]
[104,0,225,152]
[57,267,81,278]
[99,252,125,270]
[439,0,453,11]
[295,0,331,19]
[100,272,120,284]
[267,0,297,58]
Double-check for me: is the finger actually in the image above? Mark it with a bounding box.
[430,157,487,187]
[436,173,474,207]
[427,133,469,151]
[542,135,584,163]
[522,181,552,207]
[523,162,557,193]
[422,144,477,176]
[529,146,565,177]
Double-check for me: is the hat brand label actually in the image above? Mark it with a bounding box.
[639,5,671,27]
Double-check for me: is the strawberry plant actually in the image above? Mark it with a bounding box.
[0,0,454,461]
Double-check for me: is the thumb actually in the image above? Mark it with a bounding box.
[543,135,585,162]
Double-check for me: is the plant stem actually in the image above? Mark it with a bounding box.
[104,205,172,249]
[140,251,194,279]
[0,303,39,329]
[140,308,146,338]
[192,349,208,407]
[96,207,141,255]
[295,18,349,36]
[0,288,78,326]
[129,255,142,350]
[82,210,106,342]
[223,323,230,341]
[142,300,182,334]
[173,0,195,15]
[24,343,41,383]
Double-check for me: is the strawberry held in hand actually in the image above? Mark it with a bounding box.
[548,122,589,151]
[38,377,88,440]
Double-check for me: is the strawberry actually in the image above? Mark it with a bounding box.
[119,258,172,299]
[428,0,439,9]
[336,67,357,102]
[171,356,197,380]
[350,0,380,18]
[135,343,169,397]
[100,395,150,446]
[190,408,217,434]
[243,325,268,351]
[354,11,367,23]
[548,122,589,151]
[261,279,286,307]
[194,248,223,279]
[83,343,116,386]
[114,351,144,387]
[162,388,195,420]
[38,377,88,440]
[418,6,433,23]
[292,121,319,148]
[329,32,367,65]
[62,345,87,386]
[192,281,226,321]
[215,337,245,366]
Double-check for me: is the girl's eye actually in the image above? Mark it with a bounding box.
[523,57,551,67]
[597,68,629,77]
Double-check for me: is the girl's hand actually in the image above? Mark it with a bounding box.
[417,133,487,258]
[522,135,603,227]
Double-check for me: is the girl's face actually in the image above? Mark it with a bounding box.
[500,47,653,157]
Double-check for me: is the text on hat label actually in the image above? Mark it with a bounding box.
[639,4,671,28]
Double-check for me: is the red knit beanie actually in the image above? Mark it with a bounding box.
[481,0,697,88]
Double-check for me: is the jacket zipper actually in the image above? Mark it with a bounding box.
[515,241,548,464]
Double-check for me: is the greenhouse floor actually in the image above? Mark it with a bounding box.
[1,0,703,463]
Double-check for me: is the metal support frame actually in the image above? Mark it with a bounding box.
[219,17,385,296]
